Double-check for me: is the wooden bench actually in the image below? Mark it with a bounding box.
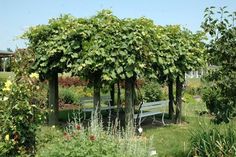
[134,100,168,126]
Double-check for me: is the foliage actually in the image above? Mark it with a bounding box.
[0,75,45,156]
[36,114,153,157]
[201,7,236,123]
[0,48,46,156]
[142,81,163,102]
[59,86,93,104]
[189,126,236,157]
[71,10,158,85]
[153,25,206,82]
[59,87,80,104]
[22,9,206,125]
[22,15,86,80]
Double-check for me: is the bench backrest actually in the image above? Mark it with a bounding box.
[80,96,111,105]
[141,100,168,111]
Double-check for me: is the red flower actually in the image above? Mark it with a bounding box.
[14,132,19,141]
[89,135,96,141]
[76,124,81,130]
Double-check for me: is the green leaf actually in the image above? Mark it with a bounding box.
[126,71,133,78]
[117,67,123,74]
[163,69,169,75]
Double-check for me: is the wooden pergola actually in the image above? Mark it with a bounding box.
[0,50,14,58]
[0,50,15,71]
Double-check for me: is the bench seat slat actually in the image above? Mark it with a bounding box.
[141,104,167,110]
[143,100,168,106]
[134,111,162,119]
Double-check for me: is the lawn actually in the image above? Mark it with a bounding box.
[144,98,236,157]
[0,72,14,82]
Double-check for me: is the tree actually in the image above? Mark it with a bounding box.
[22,15,85,124]
[202,7,236,123]
[153,25,206,123]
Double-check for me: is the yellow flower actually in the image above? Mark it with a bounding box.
[5,134,10,141]
[3,87,11,91]
[29,73,39,79]
[5,80,12,87]
[3,80,12,91]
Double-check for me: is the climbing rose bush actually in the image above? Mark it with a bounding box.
[0,73,45,156]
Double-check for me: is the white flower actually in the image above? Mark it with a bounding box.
[150,150,157,156]
[138,127,143,134]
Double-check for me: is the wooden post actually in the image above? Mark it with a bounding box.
[48,73,59,125]
[116,81,121,120]
[125,77,134,127]
[168,76,174,119]
[93,76,101,115]
[175,76,183,124]
[110,84,115,106]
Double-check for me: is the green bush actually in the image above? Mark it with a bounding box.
[189,126,236,157]
[202,71,236,123]
[59,86,93,104]
[59,87,79,104]
[202,85,219,114]
[0,74,44,156]
[142,81,163,102]
[36,114,153,157]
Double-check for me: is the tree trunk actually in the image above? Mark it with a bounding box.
[93,76,101,115]
[48,73,59,125]
[132,78,137,106]
[110,84,115,106]
[175,76,184,124]
[117,81,121,120]
[168,76,174,119]
[125,77,135,127]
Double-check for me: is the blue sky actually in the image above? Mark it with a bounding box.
[0,0,235,50]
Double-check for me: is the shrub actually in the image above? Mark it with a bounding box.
[59,87,79,104]
[36,114,153,157]
[59,86,93,104]
[142,81,163,102]
[0,74,44,156]
[189,126,236,157]
[202,85,219,114]
[202,71,236,124]
[59,76,88,87]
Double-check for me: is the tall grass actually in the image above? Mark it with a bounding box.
[188,124,236,157]
[37,112,155,157]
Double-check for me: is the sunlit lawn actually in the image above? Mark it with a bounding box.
[144,100,209,157]
[144,99,236,157]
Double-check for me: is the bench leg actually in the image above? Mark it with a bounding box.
[161,113,166,125]
[152,114,166,125]
[139,116,141,126]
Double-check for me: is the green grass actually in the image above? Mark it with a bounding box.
[0,72,14,81]
[143,96,236,157]
[144,98,204,156]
